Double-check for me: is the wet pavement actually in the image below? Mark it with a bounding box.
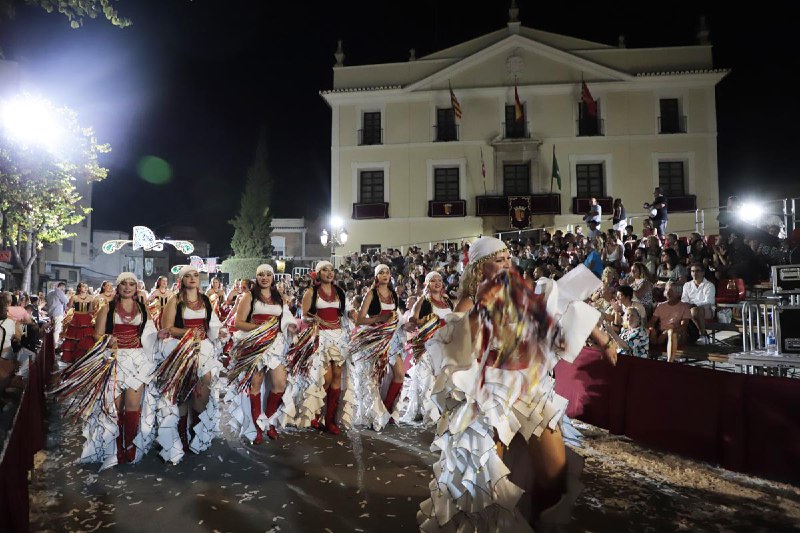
[30,403,800,532]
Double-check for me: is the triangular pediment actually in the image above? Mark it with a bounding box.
[406,33,633,92]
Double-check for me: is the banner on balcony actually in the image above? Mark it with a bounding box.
[508,196,531,229]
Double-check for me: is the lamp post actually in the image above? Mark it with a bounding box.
[320,216,348,267]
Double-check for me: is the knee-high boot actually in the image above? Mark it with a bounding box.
[116,410,126,464]
[265,391,282,440]
[325,388,341,435]
[249,393,263,444]
[383,381,404,416]
[123,410,140,463]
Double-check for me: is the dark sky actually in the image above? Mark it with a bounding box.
[1,1,796,254]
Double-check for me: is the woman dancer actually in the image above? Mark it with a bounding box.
[350,264,405,430]
[418,237,618,531]
[225,264,295,443]
[92,280,116,317]
[61,282,96,364]
[398,271,452,425]
[54,273,160,469]
[205,276,227,321]
[286,261,352,434]
[147,276,174,327]
[155,265,226,463]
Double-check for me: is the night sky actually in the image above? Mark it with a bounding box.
[1,1,796,254]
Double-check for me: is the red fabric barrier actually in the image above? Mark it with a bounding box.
[0,332,52,533]
[555,349,800,485]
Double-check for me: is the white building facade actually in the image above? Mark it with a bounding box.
[321,15,726,251]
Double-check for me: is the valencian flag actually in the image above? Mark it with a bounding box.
[449,83,462,119]
[581,81,597,117]
[514,83,523,122]
[551,145,561,190]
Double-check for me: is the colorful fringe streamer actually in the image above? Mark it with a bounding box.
[59,308,75,341]
[350,313,399,382]
[52,335,116,421]
[227,318,281,392]
[285,322,318,378]
[153,331,201,404]
[408,313,444,362]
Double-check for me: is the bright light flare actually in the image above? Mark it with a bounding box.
[1,95,63,152]
[330,215,344,229]
[738,202,763,224]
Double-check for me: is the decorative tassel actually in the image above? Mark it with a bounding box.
[52,335,117,421]
[285,323,319,377]
[227,318,281,392]
[408,313,444,362]
[152,330,201,404]
[350,313,399,383]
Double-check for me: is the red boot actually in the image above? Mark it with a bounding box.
[178,414,190,453]
[249,393,263,445]
[265,391,282,440]
[383,381,404,419]
[325,388,341,435]
[116,413,126,464]
[123,410,140,463]
[310,416,320,430]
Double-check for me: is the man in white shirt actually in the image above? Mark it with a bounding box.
[582,197,602,229]
[682,262,716,344]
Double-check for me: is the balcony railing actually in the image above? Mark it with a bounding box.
[352,202,389,219]
[576,118,605,137]
[432,124,459,142]
[428,199,466,217]
[502,121,530,139]
[658,115,688,134]
[358,128,383,146]
[476,194,561,216]
[665,194,696,212]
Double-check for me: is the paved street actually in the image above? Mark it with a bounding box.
[30,401,800,533]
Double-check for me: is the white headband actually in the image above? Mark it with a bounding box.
[424,271,443,286]
[256,264,274,275]
[315,261,333,273]
[374,264,390,276]
[116,272,137,285]
[177,265,199,280]
[468,237,508,264]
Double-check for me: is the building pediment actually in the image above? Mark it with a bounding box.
[405,34,633,93]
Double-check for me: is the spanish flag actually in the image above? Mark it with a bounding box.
[449,83,462,119]
[514,84,523,122]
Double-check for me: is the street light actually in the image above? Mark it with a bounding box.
[1,95,63,153]
[320,216,348,267]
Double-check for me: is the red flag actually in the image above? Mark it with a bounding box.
[581,81,597,117]
[449,83,462,119]
[514,84,523,122]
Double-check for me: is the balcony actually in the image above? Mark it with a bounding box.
[428,200,466,217]
[352,202,389,220]
[476,194,561,216]
[572,196,612,215]
[358,128,383,146]
[432,124,459,142]
[658,115,688,134]
[502,121,530,139]
[576,117,605,137]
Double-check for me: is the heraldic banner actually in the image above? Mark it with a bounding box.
[508,196,531,229]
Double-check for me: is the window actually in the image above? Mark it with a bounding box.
[578,102,601,136]
[81,242,88,255]
[360,112,382,145]
[54,269,61,280]
[61,239,73,253]
[435,108,457,141]
[68,270,78,283]
[658,161,685,196]
[359,170,384,203]
[433,167,460,201]
[503,163,530,196]
[659,99,683,134]
[504,105,526,138]
[576,164,604,198]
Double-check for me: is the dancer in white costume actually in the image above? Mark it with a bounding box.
[398,271,453,426]
[285,261,353,434]
[350,264,406,430]
[224,264,296,443]
[54,272,161,470]
[155,265,227,464]
[418,237,618,532]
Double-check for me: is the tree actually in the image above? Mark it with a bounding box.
[228,129,274,258]
[0,95,109,292]
[0,0,131,28]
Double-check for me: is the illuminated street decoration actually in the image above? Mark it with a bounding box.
[171,255,208,275]
[102,225,194,255]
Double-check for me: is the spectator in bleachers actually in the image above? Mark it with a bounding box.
[583,239,604,278]
[726,231,759,285]
[622,262,655,316]
[682,263,716,345]
[648,282,692,362]
[656,248,687,287]
[611,285,649,358]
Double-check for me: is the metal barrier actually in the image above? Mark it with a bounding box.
[742,300,779,352]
